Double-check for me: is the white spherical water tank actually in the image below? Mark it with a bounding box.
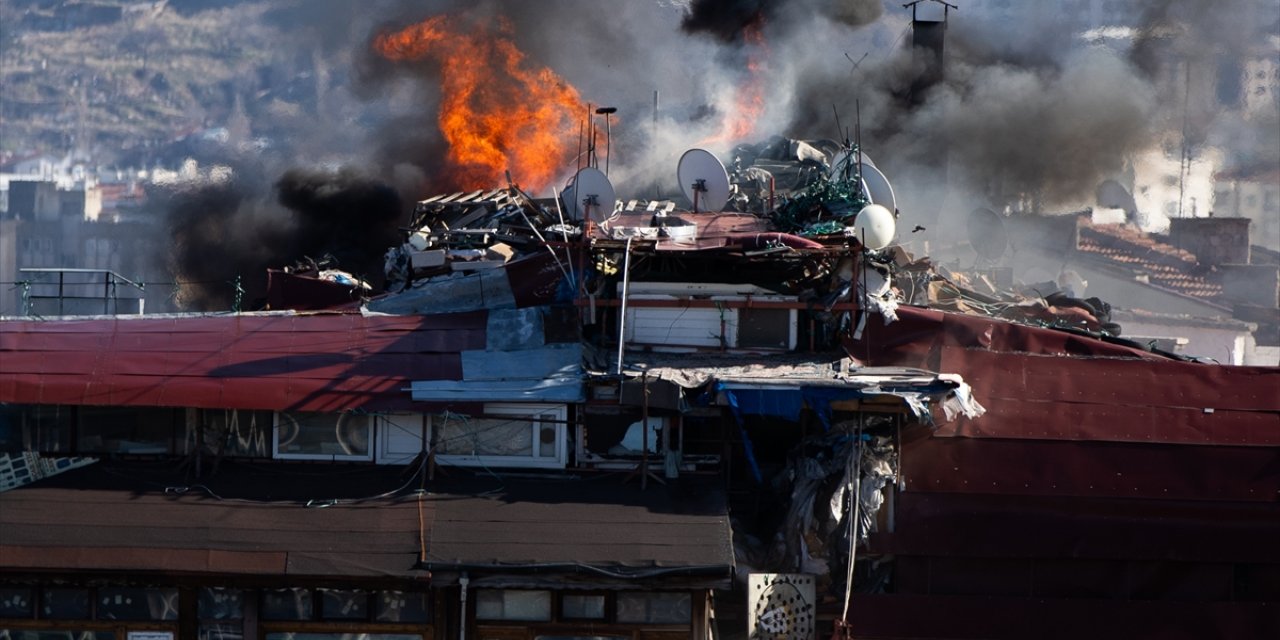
[853,204,896,250]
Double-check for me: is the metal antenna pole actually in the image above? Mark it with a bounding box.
[596,107,617,176]
[616,236,634,375]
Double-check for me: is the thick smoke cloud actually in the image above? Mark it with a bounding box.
[159,0,1278,309]
[681,0,884,41]
[163,163,402,310]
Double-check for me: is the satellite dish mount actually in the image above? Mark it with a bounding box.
[677,149,731,213]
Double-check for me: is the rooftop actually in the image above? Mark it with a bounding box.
[1076,219,1225,302]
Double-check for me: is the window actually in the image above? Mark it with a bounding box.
[377,413,428,465]
[274,412,372,461]
[197,409,272,457]
[374,590,431,623]
[615,592,691,624]
[0,404,73,453]
[318,589,368,620]
[198,587,243,640]
[476,590,552,622]
[41,587,90,619]
[560,594,606,620]
[432,405,568,469]
[0,632,113,640]
[97,586,178,621]
[0,586,33,618]
[261,588,313,621]
[77,407,177,454]
[265,635,418,640]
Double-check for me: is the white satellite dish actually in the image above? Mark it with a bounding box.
[967,207,1008,260]
[859,162,896,212]
[853,204,896,250]
[677,148,731,212]
[563,167,616,223]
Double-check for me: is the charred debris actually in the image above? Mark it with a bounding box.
[356,135,1139,354]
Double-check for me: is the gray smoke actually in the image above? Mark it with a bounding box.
[156,0,1278,307]
[681,0,884,42]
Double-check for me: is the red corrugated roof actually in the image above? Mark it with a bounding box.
[848,305,1280,447]
[0,310,488,412]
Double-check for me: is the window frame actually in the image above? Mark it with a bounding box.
[272,412,374,462]
[430,404,568,470]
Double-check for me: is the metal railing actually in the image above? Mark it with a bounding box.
[18,268,146,316]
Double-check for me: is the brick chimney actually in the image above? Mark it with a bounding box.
[1167,217,1251,266]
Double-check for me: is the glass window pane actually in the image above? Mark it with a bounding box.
[200,410,272,457]
[261,588,312,620]
[0,631,114,640]
[41,587,90,619]
[265,635,419,640]
[616,591,691,624]
[560,594,605,620]
[78,407,176,454]
[375,590,430,623]
[0,405,73,453]
[318,588,367,620]
[198,588,243,620]
[475,590,550,621]
[0,586,34,617]
[538,424,557,458]
[437,418,532,456]
[97,587,178,621]
[276,413,370,458]
[536,637,629,640]
[199,622,243,640]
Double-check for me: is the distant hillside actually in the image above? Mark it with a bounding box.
[0,0,334,168]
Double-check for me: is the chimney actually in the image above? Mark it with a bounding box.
[905,0,954,107]
[1167,217,1251,266]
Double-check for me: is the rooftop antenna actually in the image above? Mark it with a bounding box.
[856,100,864,200]
[845,51,869,75]
[585,104,598,169]
[595,107,617,176]
[1177,62,1191,219]
[576,117,585,174]
[832,104,849,181]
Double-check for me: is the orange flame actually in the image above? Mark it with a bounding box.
[374,15,585,192]
[700,23,768,146]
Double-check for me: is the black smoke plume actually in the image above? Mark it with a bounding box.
[682,0,883,42]
[163,165,403,311]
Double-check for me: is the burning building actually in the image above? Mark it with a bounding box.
[2,2,1279,640]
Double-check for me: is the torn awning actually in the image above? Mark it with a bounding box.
[599,352,983,423]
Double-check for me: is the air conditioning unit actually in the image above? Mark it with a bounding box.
[620,283,797,351]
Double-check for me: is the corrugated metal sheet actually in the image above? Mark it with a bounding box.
[0,310,487,412]
[842,593,1278,640]
[845,304,1280,639]
[872,492,1280,563]
[900,436,1279,502]
[424,476,733,578]
[934,346,1280,446]
[847,304,1170,369]
[0,462,733,581]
